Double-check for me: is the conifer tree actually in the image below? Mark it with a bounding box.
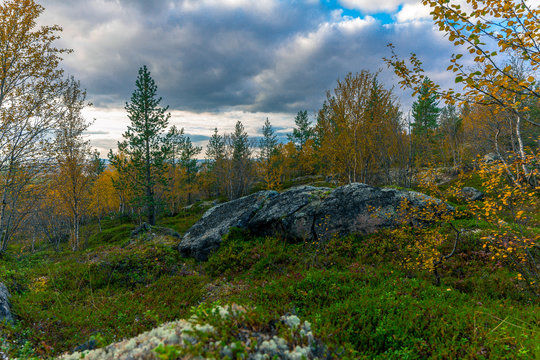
[231,121,251,199]
[205,128,226,197]
[411,78,440,134]
[258,118,283,190]
[232,121,250,162]
[180,137,202,204]
[90,150,106,177]
[164,125,185,166]
[410,78,440,166]
[288,110,313,151]
[116,65,170,225]
[260,118,278,163]
[206,128,225,163]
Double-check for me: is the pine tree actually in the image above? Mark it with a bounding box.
[206,128,225,162]
[259,118,278,163]
[288,110,313,151]
[164,125,185,166]
[180,137,202,204]
[232,121,250,163]
[411,78,440,134]
[231,121,251,199]
[259,118,283,190]
[117,65,170,225]
[204,128,226,197]
[90,150,106,177]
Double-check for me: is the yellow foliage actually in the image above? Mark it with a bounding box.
[316,71,405,184]
[90,169,121,217]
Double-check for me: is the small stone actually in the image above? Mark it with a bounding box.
[461,187,484,201]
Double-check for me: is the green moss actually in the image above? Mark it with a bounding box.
[86,223,135,247]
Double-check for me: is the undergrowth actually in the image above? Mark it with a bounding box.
[0,193,538,359]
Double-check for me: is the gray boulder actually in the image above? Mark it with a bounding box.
[461,187,484,201]
[178,190,278,260]
[249,183,450,243]
[483,152,500,163]
[0,283,13,324]
[179,183,452,260]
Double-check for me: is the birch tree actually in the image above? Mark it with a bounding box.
[53,77,93,250]
[0,0,68,253]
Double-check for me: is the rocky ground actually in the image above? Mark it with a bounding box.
[58,304,330,360]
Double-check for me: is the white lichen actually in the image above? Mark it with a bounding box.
[282,315,301,329]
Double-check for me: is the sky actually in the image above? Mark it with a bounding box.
[39,0,460,156]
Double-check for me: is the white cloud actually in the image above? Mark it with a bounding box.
[180,0,278,14]
[249,15,378,111]
[395,2,431,23]
[339,0,415,13]
[336,16,376,34]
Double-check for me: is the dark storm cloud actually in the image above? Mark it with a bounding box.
[40,0,456,114]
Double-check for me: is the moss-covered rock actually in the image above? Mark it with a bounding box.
[58,304,330,360]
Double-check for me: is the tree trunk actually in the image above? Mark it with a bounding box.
[514,112,530,181]
[146,135,155,225]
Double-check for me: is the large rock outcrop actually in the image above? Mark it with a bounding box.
[178,191,278,260]
[179,183,452,261]
[0,283,13,324]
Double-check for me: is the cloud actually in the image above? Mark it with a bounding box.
[85,107,296,157]
[88,138,118,156]
[84,130,109,135]
[338,0,416,13]
[41,0,460,152]
[184,134,211,143]
[395,2,432,23]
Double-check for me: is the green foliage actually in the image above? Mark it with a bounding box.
[259,117,278,162]
[205,230,292,278]
[179,137,202,182]
[157,202,211,234]
[411,77,440,134]
[206,128,225,162]
[287,110,313,151]
[203,228,538,358]
[113,65,171,225]
[0,229,206,358]
[232,121,250,164]
[86,223,135,246]
[163,125,185,166]
[154,343,181,360]
[230,121,252,199]
[2,205,539,359]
